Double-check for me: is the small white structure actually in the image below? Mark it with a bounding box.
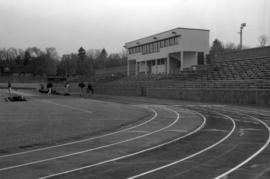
[124,27,209,76]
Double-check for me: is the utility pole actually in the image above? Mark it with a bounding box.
[239,23,247,49]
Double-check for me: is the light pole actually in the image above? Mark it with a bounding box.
[239,23,246,49]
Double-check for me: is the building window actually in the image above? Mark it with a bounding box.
[197,52,204,65]
[175,36,179,45]
[146,44,149,54]
[169,38,174,46]
[149,43,153,53]
[153,42,157,52]
[157,41,160,49]
[160,58,165,64]
[164,39,169,47]
[142,45,146,54]
[160,40,164,48]
[157,59,161,65]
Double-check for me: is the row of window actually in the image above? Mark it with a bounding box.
[129,36,180,55]
[138,58,166,66]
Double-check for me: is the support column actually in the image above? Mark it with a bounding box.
[155,59,158,74]
[180,51,184,71]
[144,61,147,74]
[166,57,170,75]
[196,52,198,65]
[127,60,130,76]
[135,61,138,76]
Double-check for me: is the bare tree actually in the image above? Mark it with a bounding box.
[224,42,237,51]
[258,35,269,47]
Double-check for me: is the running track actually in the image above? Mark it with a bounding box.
[0,96,270,179]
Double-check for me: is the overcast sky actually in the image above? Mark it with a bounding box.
[0,0,269,55]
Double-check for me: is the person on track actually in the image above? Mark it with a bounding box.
[47,82,53,95]
[87,82,94,96]
[7,81,12,97]
[64,81,70,95]
[78,81,85,96]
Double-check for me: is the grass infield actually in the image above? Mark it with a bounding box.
[0,89,151,155]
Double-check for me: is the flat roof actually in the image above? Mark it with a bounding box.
[125,27,210,45]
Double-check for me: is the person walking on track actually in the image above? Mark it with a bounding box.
[78,82,85,96]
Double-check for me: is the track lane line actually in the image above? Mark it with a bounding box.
[170,144,239,178]
[127,110,235,179]
[41,100,93,114]
[38,107,203,179]
[0,105,157,159]
[0,106,177,172]
[214,112,270,179]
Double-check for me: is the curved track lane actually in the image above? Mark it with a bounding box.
[0,105,192,178]
[133,107,270,179]
[43,106,233,179]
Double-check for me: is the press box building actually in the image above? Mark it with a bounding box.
[124,27,210,76]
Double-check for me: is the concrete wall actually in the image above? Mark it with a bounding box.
[94,84,270,106]
[94,85,145,96]
[146,88,270,106]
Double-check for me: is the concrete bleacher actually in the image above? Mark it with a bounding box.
[203,57,270,80]
[214,46,270,62]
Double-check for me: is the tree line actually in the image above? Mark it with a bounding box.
[0,47,127,77]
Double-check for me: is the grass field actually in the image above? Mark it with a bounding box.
[0,89,151,154]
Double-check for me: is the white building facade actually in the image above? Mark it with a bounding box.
[124,27,209,76]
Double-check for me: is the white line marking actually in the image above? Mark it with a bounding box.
[239,130,245,136]
[233,118,259,124]
[41,100,93,114]
[240,128,263,131]
[0,106,177,172]
[171,144,239,178]
[38,108,203,179]
[0,106,157,158]
[12,90,38,97]
[203,129,228,132]
[128,111,236,179]
[254,166,270,179]
[166,129,187,133]
[214,113,270,179]
[129,130,149,133]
